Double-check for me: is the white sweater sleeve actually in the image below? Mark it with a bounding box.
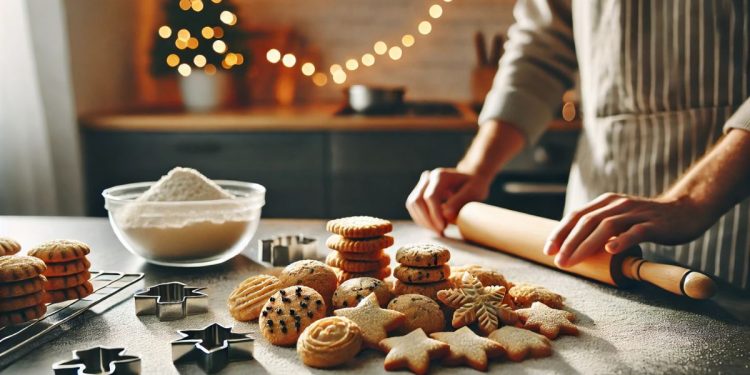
[724,98,750,133]
[478,0,578,145]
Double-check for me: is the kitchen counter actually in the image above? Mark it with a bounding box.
[2,216,748,374]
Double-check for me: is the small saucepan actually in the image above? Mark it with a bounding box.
[346,85,406,114]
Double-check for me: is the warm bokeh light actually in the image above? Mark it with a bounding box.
[401,34,415,47]
[201,26,214,39]
[329,64,343,74]
[429,4,443,18]
[235,54,244,65]
[187,37,199,49]
[211,0,222,3]
[175,39,188,49]
[193,54,206,67]
[312,72,328,86]
[373,41,388,55]
[301,62,315,76]
[361,53,375,66]
[213,27,224,38]
[191,0,204,12]
[282,53,296,67]
[221,60,232,69]
[332,69,347,84]
[345,59,359,71]
[177,29,190,41]
[158,26,172,39]
[418,21,432,35]
[179,0,191,11]
[178,63,192,76]
[225,53,238,66]
[212,40,227,53]
[220,11,237,25]
[266,49,281,63]
[205,64,217,74]
[388,46,403,60]
[166,54,180,67]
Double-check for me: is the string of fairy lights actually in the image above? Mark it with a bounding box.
[266,0,453,87]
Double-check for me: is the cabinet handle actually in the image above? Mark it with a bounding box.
[502,182,567,194]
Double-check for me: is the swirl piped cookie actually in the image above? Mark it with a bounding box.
[297,316,363,368]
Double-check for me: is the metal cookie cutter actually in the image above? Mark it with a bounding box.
[134,282,207,321]
[52,346,141,375]
[258,234,319,266]
[172,323,253,373]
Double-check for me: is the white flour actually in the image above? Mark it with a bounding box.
[137,167,233,202]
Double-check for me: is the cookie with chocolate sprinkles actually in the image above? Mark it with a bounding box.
[260,285,326,346]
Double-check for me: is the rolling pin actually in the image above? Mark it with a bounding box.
[456,202,717,299]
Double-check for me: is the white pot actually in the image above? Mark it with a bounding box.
[179,70,228,112]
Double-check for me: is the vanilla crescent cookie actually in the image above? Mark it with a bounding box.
[508,282,564,309]
[332,277,391,309]
[228,274,282,321]
[297,316,363,368]
[0,238,21,256]
[326,216,392,239]
[326,235,394,253]
[28,239,90,263]
[260,286,327,346]
[396,243,451,267]
[489,326,552,362]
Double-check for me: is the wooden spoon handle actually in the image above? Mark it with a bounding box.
[621,257,717,299]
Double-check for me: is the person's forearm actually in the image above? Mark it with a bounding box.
[456,120,526,183]
[661,129,750,219]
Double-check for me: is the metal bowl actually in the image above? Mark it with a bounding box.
[347,85,405,114]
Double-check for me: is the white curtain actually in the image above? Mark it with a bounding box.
[0,0,83,215]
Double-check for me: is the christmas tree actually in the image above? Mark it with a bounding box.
[152,0,247,77]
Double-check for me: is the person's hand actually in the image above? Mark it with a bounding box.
[543,193,714,268]
[406,168,491,235]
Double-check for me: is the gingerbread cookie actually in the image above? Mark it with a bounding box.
[516,302,578,339]
[0,304,47,328]
[335,249,385,261]
[0,291,46,312]
[334,293,405,349]
[28,239,90,263]
[387,294,445,335]
[336,267,391,283]
[326,235,394,253]
[279,260,338,306]
[430,326,504,371]
[395,243,451,267]
[0,237,21,256]
[489,326,552,362]
[44,258,91,277]
[0,275,46,298]
[297,316,363,368]
[260,286,327,346]
[326,216,392,239]
[450,264,510,289]
[46,281,93,304]
[0,255,46,282]
[45,271,91,291]
[392,279,451,301]
[379,328,449,375]
[332,277,391,309]
[228,274,282,321]
[437,273,517,335]
[326,251,390,272]
[508,283,564,309]
[394,264,449,284]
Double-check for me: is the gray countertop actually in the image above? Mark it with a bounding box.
[1,216,748,374]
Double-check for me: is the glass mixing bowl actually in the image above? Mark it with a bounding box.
[103,180,265,267]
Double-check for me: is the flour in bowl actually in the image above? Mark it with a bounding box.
[138,167,233,201]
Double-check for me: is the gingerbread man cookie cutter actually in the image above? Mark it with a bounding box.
[52,346,141,375]
[133,281,207,321]
[171,323,254,373]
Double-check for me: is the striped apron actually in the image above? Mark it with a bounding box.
[566,0,750,290]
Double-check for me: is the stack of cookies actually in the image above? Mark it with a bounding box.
[324,216,393,283]
[29,240,93,304]
[392,243,452,301]
[0,255,48,327]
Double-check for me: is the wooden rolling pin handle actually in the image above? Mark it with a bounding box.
[622,257,717,299]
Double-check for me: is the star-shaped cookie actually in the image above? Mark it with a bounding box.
[516,301,578,339]
[379,328,449,375]
[489,326,552,362]
[430,326,504,371]
[436,273,518,335]
[334,293,405,348]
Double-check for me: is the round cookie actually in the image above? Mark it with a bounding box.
[392,279,452,301]
[0,291,47,312]
[44,258,91,277]
[508,283,564,309]
[326,235,394,253]
[0,275,46,298]
[394,264,450,284]
[46,281,93,304]
[335,249,385,261]
[387,294,445,335]
[0,304,47,328]
[260,286,327,346]
[332,277,391,309]
[336,267,391,283]
[45,271,91,291]
[297,316,363,368]
[326,251,390,272]
[279,260,338,307]
[450,264,510,289]
[227,274,282,321]
[396,243,451,267]
[326,216,392,239]
[0,237,21,256]
[28,239,90,263]
[0,255,46,282]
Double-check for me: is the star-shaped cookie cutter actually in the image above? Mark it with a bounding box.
[52,346,140,375]
[171,323,254,373]
[258,234,319,266]
[133,281,207,321]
